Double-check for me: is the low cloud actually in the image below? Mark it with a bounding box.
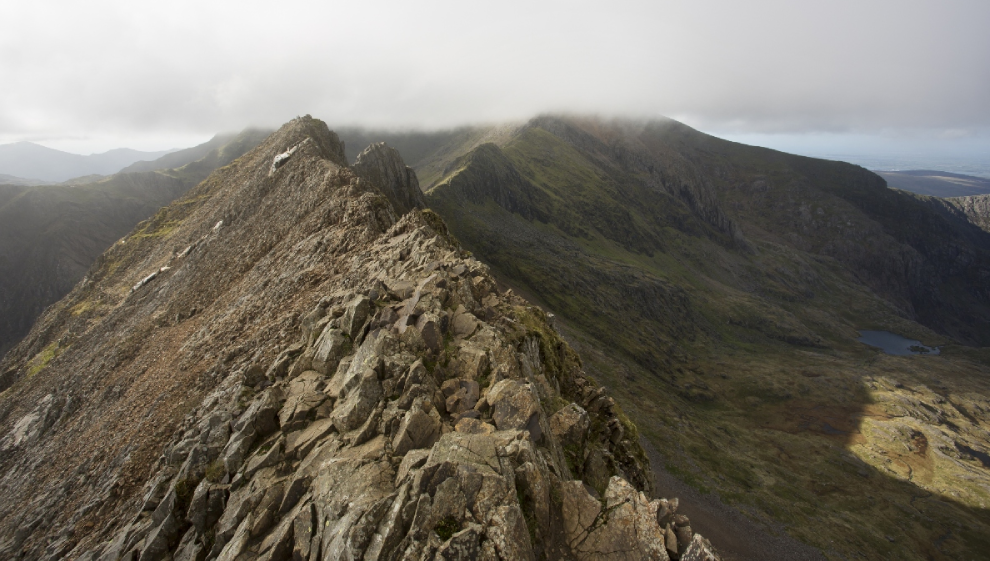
[2,0,988,152]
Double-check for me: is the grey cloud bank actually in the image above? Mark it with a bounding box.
[1,0,988,156]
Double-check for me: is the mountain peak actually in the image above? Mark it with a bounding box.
[0,119,719,560]
[259,115,348,169]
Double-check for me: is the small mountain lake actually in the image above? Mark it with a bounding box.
[856,330,940,356]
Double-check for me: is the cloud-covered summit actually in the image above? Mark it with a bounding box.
[2,0,988,153]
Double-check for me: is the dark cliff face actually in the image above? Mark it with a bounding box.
[0,117,716,561]
[706,141,990,346]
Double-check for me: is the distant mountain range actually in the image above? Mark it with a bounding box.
[0,142,177,183]
[877,169,990,198]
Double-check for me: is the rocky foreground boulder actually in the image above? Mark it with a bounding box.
[0,117,718,560]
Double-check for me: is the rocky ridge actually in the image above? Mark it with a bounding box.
[0,128,270,361]
[406,115,990,558]
[0,117,717,560]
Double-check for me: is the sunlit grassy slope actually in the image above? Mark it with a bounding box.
[416,116,990,560]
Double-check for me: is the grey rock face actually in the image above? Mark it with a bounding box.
[311,326,350,375]
[451,310,479,339]
[0,393,62,452]
[391,407,441,456]
[329,367,382,433]
[437,525,482,560]
[234,390,281,438]
[681,534,720,561]
[278,371,327,431]
[549,403,589,448]
[441,378,480,415]
[341,295,372,340]
[285,418,335,460]
[352,142,427,216]
[487,379,542,441]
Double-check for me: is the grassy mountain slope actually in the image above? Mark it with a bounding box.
[0,185,29,208]
[419,116,990,560]
[655,124,990,345]
[120,129,272,175]
[0,130,267,362]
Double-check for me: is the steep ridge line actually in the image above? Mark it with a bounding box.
[0,117,719,561]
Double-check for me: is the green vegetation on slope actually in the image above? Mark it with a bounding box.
[424,115,990,560]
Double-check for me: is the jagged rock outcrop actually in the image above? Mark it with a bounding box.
[942,193,990,233]
[352,142,427,216]
[0,117,717,560]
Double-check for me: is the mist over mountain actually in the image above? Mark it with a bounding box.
[0,174,47,187]
[336,128,475,172]
[1,109,988,560]
[0,142,176,183]
[119,131,271,175]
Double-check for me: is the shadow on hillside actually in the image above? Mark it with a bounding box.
[463,229,990,559]
[836,379,990,559]
[641,369,990,561]
[641,437,827,561]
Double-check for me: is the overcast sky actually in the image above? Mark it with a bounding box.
[1,0,988,160]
